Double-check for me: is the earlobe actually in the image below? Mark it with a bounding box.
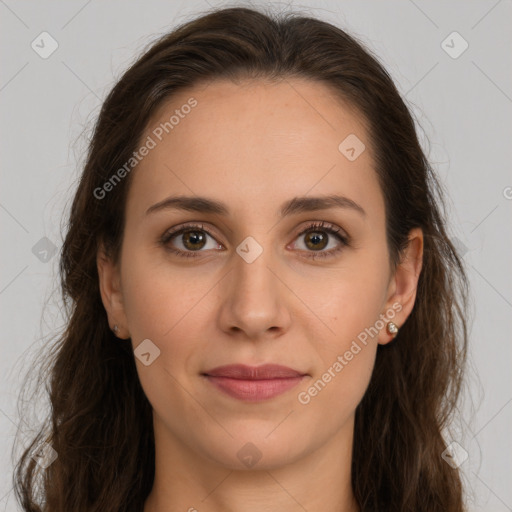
[378,228,424,345]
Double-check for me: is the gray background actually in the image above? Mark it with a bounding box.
[1,0,511,510]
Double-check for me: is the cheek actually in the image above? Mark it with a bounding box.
[119,248,225,407]
[119,251,213,414]
[298,260,387,408]
[120,245,212,342]
[311,258,388,347]
[296,284,381,422]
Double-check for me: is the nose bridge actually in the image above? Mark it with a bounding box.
[218,233,289,337]
[232,235,279,306]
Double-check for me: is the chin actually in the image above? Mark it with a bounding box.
[197,430,306,471]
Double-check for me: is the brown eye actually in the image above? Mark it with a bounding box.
[303,231,329,251]
[181,230,208,251]
[292,221,350,260]
[160,223,223,258]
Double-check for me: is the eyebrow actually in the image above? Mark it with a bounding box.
[145,194,366,218]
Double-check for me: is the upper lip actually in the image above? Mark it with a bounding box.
[203,364,307,380]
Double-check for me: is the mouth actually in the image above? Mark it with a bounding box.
[201,364,308,402]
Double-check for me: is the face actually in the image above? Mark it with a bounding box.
[98,77,423,471]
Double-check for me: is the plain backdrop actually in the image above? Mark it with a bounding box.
[1,1,511,510]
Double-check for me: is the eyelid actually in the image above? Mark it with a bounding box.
[162,221,222,241]
[291,220,348,242]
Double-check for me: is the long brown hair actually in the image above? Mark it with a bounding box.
[13,6,470,511]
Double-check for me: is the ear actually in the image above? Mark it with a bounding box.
[97,242,130,339]
[378,227,423,345]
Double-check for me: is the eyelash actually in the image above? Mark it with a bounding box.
[160,221,350,260]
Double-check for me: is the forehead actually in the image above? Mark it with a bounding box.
[126,78,383,224]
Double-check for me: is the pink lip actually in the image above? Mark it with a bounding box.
[202,364,308,402]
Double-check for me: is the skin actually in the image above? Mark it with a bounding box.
[97,77,423,512]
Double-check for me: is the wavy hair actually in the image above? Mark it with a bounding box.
[13,6,470,511]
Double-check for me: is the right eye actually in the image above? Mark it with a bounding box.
[160,223,224,258]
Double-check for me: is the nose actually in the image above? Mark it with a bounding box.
[216,243,292,341]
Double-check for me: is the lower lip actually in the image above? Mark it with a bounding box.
[204,375,305,402]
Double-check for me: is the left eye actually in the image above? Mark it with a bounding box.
[292,226,344,252]
[160,221,349,260]
[288,222,349,260]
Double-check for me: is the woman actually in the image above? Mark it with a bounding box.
[14,6,469,511]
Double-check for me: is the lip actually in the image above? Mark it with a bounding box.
[204,364,306,379]
[202,364,308,402]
